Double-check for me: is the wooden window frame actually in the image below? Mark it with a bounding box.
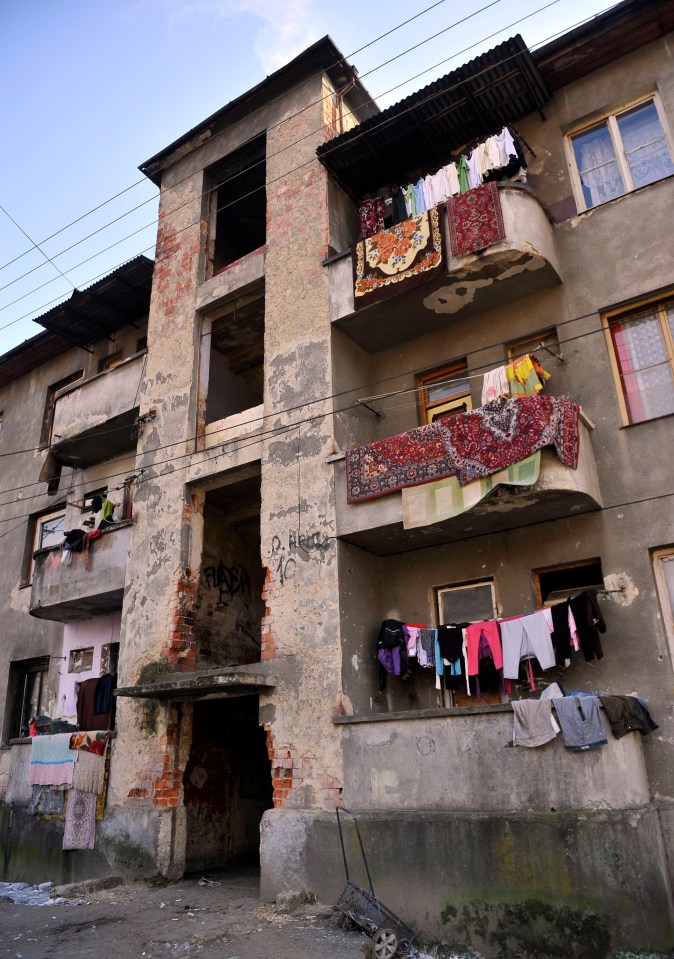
[653,547,674,672]
[40,370,84,447]
[6,657,50,742]
[565,93,674,213]
[602,290,674,426]
[25,508,66,584]
[418,361,472,425]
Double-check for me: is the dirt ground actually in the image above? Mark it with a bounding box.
[0,869,371,959]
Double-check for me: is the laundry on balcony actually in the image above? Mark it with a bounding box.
[28,732,77,787]
[352,207,444,308]
[402,453,540,529]
[356,127,525,238]
[345,394,580,504]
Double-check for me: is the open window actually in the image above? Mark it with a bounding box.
[24,508,66,583]
[202,286,265,426]
[418,361,471,424]
[206,134,267,277]
[533,558,604,606]
[5,657,50,741]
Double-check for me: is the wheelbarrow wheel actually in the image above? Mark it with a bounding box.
[372,927,399,959]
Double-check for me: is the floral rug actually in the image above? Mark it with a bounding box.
[346,422,454,504]
[345,396,579,504]
[440,395,579,485]
[446,182,505,256]
[63,789,97,850]
[352,207,444,308]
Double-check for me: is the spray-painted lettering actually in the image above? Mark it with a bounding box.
[202,562,252,605]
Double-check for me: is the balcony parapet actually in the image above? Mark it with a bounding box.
[328,185,561,353]
[29,521,132,622]
[51,352,145,467]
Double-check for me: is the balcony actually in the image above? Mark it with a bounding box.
[334,414,600,555]
[51,352,145,467]
[328,185,561,353]
[29,521,132,622]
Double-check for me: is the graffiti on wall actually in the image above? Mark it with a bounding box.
[202,562,252,608]
[269,527,332,584]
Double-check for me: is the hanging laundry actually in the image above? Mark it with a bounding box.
[553,695,607,750]
[569,590,606,662]
[77,677,113,731]
[481,365,509,405]
[500,611,556,680]
[411,178,427,214]
[29,733,77,787]
[543,601,579,664]
[93,673,116,715]
[358,198,386,239]
[444,162,460,197]
[402,184,415,217]
[71,749,106,794]
[466,148,482,190]
[425,168,451,206]
[390,185,408,225]
[493,126,518,166]
[465,621,502,676]
[456,157,470,194]
[506,354,551,397]
[599,695,659,738]
[377,620,411,689]
[416,627,436,668]
[512,699,559,747]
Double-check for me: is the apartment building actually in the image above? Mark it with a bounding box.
[1,1,674,954]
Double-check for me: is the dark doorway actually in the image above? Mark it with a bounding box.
[183,697,272,873]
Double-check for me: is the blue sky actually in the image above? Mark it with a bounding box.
[0,0,613,354]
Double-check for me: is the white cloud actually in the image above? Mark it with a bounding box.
[136,0,321,75]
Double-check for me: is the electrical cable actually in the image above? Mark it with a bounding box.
[0,308,654,514]
[0,0,464,281]
[0,0,599,319]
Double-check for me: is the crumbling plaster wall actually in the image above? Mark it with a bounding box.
[259,73,345,812]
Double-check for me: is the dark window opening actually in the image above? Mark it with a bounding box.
[207,134,266,276]
[98,350,123,373]
[6,657,49,741]
[534,558,604,605]
[41,370,84,446]
[136,336,147,353]
[204,287,265,424]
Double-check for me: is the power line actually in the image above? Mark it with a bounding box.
[0,203,77,293]
[0,307,640,513]
[0,0,588,332]
[0,0,590,317]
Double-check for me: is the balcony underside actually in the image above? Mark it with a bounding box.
[51,408,137,468]
[335,422,600,556]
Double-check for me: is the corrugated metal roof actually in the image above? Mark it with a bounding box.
[534,0,674,90]
[32,255,154,349]
[0,331,73,391]
[316,35,550,200]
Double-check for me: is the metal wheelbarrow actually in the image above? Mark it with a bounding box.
[335,807,415,959]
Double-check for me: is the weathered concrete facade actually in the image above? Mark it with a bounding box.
[2,5,674,956]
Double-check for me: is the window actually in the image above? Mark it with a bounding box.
[41,370,84,446]
[98,351,123,373]
[25,508,66,583]
[437,580,498,707]
[206,134,267,277]
[418,361,472,424]
[6,657,49,741]
[136,336,147,353]
[653,548,674,668]
[604,294,674,424]
[508,328,560,363]
[533,558,604,606]
[569,97,674,211]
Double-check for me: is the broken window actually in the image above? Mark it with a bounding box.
[5,657,49,741]
[206,134,267,277]
[40,369,84,446]
[202,287,265,424]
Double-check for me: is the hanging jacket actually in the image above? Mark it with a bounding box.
[569,590,606,662]
[377,620,410,690]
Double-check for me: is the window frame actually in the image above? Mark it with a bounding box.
[653,547,674,671]
[566,93,674,213]
[40,369,84,447]
[418,361,472,425]
[602,290,674,426]
[533,558,604,607]
[25,507,66,584]
[5,657,50,742]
